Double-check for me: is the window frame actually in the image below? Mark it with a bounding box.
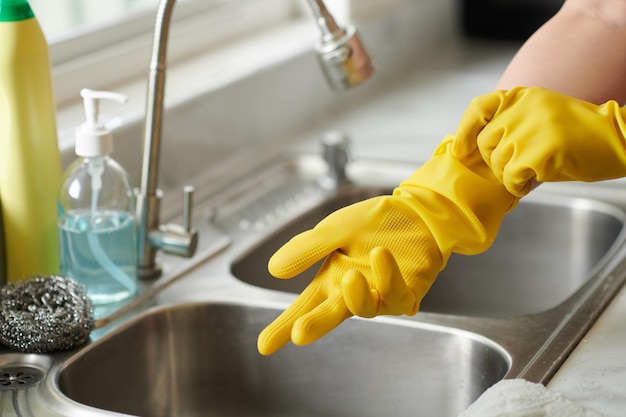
[49,0,302,106]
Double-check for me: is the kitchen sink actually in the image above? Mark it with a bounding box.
[6,150,626,417]
[54,301,509,417]
[210,152,626,385]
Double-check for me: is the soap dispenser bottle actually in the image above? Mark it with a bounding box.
[58,89,137,311]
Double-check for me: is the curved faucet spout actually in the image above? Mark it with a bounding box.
[136,0,376,279]
[136,0,184,279]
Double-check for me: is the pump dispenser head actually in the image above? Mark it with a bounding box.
[76,89,127,157]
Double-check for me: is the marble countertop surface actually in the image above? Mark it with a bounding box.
[289,39,626,417]
[548,288,626,417]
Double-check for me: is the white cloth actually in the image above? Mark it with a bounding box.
[458,379,605,417]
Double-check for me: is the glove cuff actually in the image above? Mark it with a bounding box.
[396,136,518,258]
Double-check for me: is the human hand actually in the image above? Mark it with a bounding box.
[452,86,626,197]
[257,137,517,355]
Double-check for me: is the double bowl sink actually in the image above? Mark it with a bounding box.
[4,147,626,417]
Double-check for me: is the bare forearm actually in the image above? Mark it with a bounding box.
[496,0,626,104]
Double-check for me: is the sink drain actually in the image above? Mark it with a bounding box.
[0,366,45,390]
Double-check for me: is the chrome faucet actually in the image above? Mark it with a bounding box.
[136,0,376,279]
[319,130,351,189]
[306,0,376,90]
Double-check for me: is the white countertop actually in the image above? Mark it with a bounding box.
[548,285,626,416]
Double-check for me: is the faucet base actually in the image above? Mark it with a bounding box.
[137,265,163,280]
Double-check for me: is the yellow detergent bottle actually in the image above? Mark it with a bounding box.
[0,0,62,281]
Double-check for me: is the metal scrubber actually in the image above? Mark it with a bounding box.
[0,237,230,353]
[0,276,94,353]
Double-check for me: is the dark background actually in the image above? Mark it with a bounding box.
[460,0,566,40]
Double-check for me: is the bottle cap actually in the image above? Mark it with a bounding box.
[75,88,127,157]
[0,0,35,21]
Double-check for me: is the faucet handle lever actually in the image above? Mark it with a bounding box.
[319,130,351,189]
[149,185,199,258]
[183,185,194,231]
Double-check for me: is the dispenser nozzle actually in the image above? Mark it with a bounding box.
[80,89,128,128]
[76,89,128,157]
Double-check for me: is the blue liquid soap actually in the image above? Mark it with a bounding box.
[59,209,137,307]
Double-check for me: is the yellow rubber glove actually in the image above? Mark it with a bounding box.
[257,137,518,355]
[451,86,626,197]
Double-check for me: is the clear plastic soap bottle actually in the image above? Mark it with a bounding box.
[58,89,137,311]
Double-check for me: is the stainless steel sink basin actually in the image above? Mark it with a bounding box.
[230,184,392,295]
[229,162,626,317]
[427,195,623,316]
[53,301,509,417]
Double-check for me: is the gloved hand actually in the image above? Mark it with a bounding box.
[451,86,626,197]
[257,137,518,355]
